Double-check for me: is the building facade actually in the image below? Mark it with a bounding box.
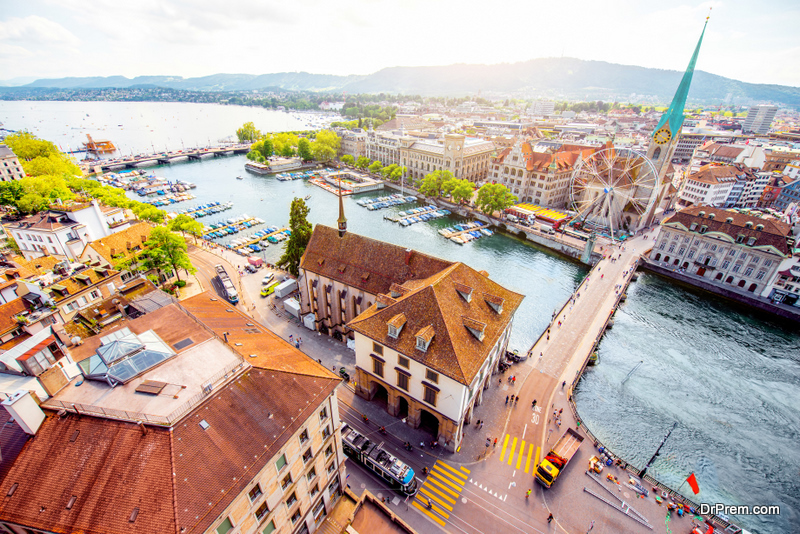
[649,206,792,295]
[742,105,778,135]
[0,145,24,182]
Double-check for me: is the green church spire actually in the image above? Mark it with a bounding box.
[652,16,709,141]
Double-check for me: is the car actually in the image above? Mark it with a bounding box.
[245,264,258,274]
[261,281,280,297]
[261,274,275,285]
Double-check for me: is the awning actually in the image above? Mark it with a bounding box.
[15,335,56,362]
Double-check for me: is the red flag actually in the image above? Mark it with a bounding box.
[686,473,700,494]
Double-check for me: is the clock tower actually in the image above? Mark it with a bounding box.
[645,16,709,223]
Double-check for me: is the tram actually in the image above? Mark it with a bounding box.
[341,423,418,496]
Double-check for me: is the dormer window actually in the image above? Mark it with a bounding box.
[463,317,486,341]
[387,313,406,339]
[747,237,756,246]
[376,294,396,310]
[389,283,407,299]
[736,235,746,244]
[415,325,434,352]
[708,213,715,220]
[745,222,753,229]
[726,217,734,223]
[689,223,698,231]
[755,224,764,231]
[699,225,708,234]
[453,282,473,302]
[483,293,504,314]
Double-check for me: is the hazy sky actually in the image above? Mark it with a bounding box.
[2,0,799,86]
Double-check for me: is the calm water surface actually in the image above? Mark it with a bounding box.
[3,101,797,533]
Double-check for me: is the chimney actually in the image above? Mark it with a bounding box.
[405,248,413,265]
[126,241,132,250]
[2,390,45,435]
[137,422,148,436]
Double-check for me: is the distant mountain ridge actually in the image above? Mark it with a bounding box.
[3,58,799,106]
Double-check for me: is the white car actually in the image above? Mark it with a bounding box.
[261,274,275,285]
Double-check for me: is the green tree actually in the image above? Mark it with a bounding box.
[355,156,370,169]
[450,179,476,204]
[475,184,517,216]
[389,166,407,183]
[419,170,454,198]
[143,227,196,284]
[311,130,340,162]
[0,181,25,207]
[3,131,58,161]
[280,144,295,157]
[368,161,383,174]
[297,138,313,161]
[381,164,398,178]
[168,214,204,243]
[341,154,355,165]
[277,198,312,276]
[23,153,81,177]
[236,122,261,143]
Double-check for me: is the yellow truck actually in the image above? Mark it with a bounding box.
[535,428,584,488]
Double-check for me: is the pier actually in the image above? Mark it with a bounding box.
[84,143,253,172]
[438,222,491,238]
[201,216,261,238]
[384,205,440,222]
[231,227,289,252]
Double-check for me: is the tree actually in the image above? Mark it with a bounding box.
[368,161,383,174]
[297,138,313,161]
[475,184,517,216]
[355,156,370,169]
[450,179,476,204]
[23,153,81,177]
[143,227,196,284]
[419,170,454,198]
[3,131,58,161]
[381,164,398,178]
[277,198,312,276]
[0,181,25,207]
[236,122,261,142]
[311,130,340,162]
[168,214,204,243]
[341,154,355,165]
[389,166,407,183]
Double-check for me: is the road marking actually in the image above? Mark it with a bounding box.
[534,446,541,474]
[522,423,527,440]
[516,441,525,469]
[507,437,518,466]
[429,477,460,498]
[499,434,510,462]
[460,465,471,474]
[419,487,454,512]
[422,483,457,505]
[525,444,534,473]
[411,500,446,526]
[430,470,463,492]
[436,461,468,481]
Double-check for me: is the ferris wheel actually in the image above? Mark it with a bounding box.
[569,147,659,241]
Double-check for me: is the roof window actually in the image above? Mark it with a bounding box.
[415,325,434,352]
[453,282,473,302]
[387,313,406,339]
[463,317,487,341]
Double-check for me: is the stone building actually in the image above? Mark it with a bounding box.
[0,145,24,181]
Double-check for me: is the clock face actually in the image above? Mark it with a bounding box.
[654,127,672,145]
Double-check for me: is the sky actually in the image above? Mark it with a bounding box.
[1,0,799,87]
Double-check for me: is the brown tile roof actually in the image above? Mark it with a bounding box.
[376,117,433,132]
[180,292,339,379]
[80,221,153,266]
[68,302,214,363]
[0,409,29,486]
[0,298,28,336]
[6,255,61,278]
[5,212,80,232]
[47,268,121,303]
[663,206,792,256]
[0,414,176,534]
[387,313,406,329]
[300,225,453,297]
[687,164,749,185]
[349,263,524,385]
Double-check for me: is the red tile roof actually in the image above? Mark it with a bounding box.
[349,263,523,385]
[300,225,453,297]
[0,298,28,336]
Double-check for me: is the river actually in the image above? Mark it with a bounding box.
[2,101,797,534]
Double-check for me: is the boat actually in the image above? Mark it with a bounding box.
[236,176,244,180]
[588,352,599,366]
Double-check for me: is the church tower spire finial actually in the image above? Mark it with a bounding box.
[337,175,347,237]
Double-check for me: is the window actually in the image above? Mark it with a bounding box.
[751,257,759,265]
[255,501,269,521]
[322,425,331,440]
[248,485,263,502]
[679,247,686,255]
[744,267,754,277]
[710,244,717,251]
[736,235,745,244]
[299,429,309,445]
[728,249,736,256]
[319,407,328,422]
[397,372,409,391]
[281,473,292,491]
[424,386,437,406]
[310,484,320,498]
[658,242,665,250]
[276,453,287,472]
[722,260,730,270]
[327,461,336,474]
[426,370,438,383]
[313,499,327,524]
[398,356,409,368]
[388,324,398,338]
[668,244,675,253]
[688,249,696,259]
[290,509,301,524]
[216,518,233,534]
[286,492,298,508]
[764,260,773,268]
[307,467,317,481]
[372,358,384,378]
[302,449,313,463]
[263,520,276,534]
[733,263,741,273]
[325,445,333,459]
[756,270,766,280]
[372,342,383,356]
[90,290,100,300]
[747,237,756,246]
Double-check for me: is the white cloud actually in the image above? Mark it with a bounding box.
[0,15,80,46]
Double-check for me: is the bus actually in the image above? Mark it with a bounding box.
[341,423,418,496]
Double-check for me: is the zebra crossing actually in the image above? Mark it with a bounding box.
[498,433,541,474]
[412,460,470,526]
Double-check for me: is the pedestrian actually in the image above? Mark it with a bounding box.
[558,408,563,415]
[295,341,300,349]
[557,320,561,327]
[512,376,516,385]
[546,334,550,341]
[577,420,582,429]
[562,381,566,389]
[532,399,537,408]
[526,489,532,498]
[289,334,293,343]
[547,513,554,523]
[505,395,509,404]
[539,352,543,358]
[493,438,498,447]
[514,397,518,405]
[479,421,484,429]
[298,337,302,345]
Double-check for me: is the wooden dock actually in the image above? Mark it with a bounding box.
[202,217,261,238]
[385,206,439,222]
[439,223,491,238]
[232,227,289,251]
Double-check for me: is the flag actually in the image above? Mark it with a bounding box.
[686,472,700,494]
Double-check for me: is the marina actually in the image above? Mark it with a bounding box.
[438,222,493,244]
[384,205,451,225]
[228,226,290,254]
[179,201,234,218]
[202,215,263,239]
[357,193,418,210]
[141,192,196,206]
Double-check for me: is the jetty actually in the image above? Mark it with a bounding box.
[438,222,493,244]
[143,193,196,206]
[83,143,253,172]
[181,202,233,218]
[356,193,417,210]
[230,227,290,253]
[384,206,450,225]
[203,216,263,239]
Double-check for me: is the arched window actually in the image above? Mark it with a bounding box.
[653,147,662,160]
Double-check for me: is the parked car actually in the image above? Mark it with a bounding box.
[262,273,275,285]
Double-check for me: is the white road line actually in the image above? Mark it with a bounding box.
[522,423,527,439]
